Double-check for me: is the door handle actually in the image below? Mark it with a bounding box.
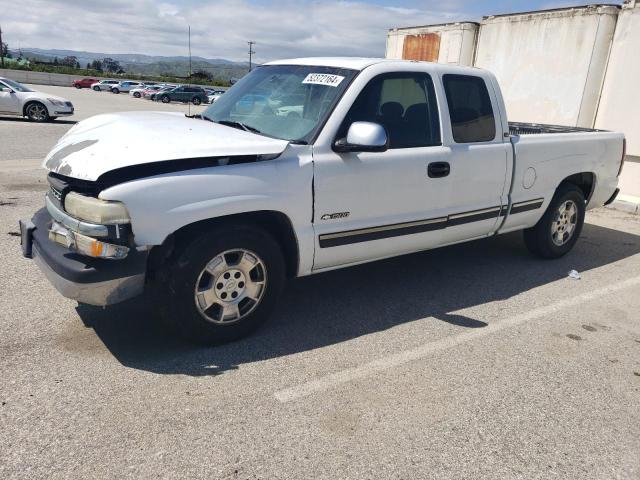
[428,162,450,178]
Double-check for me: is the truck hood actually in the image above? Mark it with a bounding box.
[44,111,290,181]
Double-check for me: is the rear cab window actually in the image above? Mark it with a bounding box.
[442,74,496,143]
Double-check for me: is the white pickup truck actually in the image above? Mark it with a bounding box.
[20,58,625,343]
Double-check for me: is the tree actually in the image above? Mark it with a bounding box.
[53,57,59,65]
[191,69,213,81]
[86,62,91,70]
[75,61,80,69]
[90,60,103,71]
[101,57,122,73]
[60,55,78,67]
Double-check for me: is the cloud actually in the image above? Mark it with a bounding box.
[2,0,461,62]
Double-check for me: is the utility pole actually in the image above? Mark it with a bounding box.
[188,25,192,84]
[0,25,5,68]
[248,41,255,71]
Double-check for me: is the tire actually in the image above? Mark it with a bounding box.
[133,91,141,98]
[75,84,82,89]
[49,117,58,121]
[523,183,585,259]
[25,102,49,122]
[112,88,120,94]
[192,97,201,105]
[93,86,100,91]
[161,95,170,103]
[159,224,286,344]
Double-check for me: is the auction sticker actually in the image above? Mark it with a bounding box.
[302,73,345,87]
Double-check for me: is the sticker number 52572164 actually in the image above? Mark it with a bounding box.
[302,73,345,87]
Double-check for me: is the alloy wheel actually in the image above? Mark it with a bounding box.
[194,249,267,324]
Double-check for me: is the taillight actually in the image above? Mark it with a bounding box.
[618,138,626,177]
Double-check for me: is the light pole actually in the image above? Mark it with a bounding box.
[0,25,5,68]
[248,41,256,71]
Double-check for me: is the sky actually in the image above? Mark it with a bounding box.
[2,0,624,63]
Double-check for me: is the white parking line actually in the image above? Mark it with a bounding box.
[274,275,640,403]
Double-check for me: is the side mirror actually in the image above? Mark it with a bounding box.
[333,122,388,153]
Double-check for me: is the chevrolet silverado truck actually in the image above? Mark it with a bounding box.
[19,58,625,343]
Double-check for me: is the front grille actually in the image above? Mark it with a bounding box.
[50,185,63,202]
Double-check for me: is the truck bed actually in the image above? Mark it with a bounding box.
[509,122,604,135]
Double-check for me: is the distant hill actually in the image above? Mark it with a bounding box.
[16,48,250,82]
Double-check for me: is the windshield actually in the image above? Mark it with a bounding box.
[202,65,357,144]
[1,79,33,92]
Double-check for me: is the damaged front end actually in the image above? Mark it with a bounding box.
[19,173,147,306]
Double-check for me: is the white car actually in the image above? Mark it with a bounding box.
[91,80,119,91]
[21,58,625,344]
[206,89,226,104]
[130,85,162,98]
[0,77,74,122]
[111,81,142,94]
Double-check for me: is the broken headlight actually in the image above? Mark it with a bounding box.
[64,192,130,225]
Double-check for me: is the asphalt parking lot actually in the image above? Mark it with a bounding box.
[1,85,640,479]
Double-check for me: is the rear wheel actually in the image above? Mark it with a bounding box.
[159,224,285,344]
[25,102,49,122]
[192,97,201,105]
[523,184,585,259]
[161,95,170,103]
[112,88,120,94]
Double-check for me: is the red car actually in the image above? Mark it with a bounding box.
[73,78,99,89]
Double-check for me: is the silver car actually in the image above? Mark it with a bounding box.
[91,80,119,91]
[0,77,74,122]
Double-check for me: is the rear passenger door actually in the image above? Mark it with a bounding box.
[436,73,510,245]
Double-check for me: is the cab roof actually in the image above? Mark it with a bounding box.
[264,57,482,74]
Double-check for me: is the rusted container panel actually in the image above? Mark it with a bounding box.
[386,23,479,65]
[402,33,441,62]
[596,0,640,158]
[474,5,619,128]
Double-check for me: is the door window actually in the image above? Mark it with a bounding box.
[338,72,441,149]
[442,74,496,143]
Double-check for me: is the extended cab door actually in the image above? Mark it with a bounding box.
[312,66,509,270]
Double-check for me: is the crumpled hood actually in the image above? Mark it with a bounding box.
[44,111,290,181]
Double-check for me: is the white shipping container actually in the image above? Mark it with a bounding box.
[386,22,478,66]
[474,5,619,128]
[596,0,640,158]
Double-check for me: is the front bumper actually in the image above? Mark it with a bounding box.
[20,208,147,306]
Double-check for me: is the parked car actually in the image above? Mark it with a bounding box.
[136,85,163,99]
[206,89,226,104]
[73,77,99,89]
[129,85,154,98]
[111,81,142,94]
[0,77,73,122]
[20,58,625,344]
[91,80,119,91]
[148,86,174,101]
[153,85,208,105]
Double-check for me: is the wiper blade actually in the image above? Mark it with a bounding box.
[216,120,262,134]
[186,113,214,122]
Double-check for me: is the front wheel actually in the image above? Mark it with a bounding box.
[133,91,141,98]
[159,224,286,344]
[523,184,585,259]
[75,84,82,89]
[192,97,201,105]
[25,102,49,122]
[112,88,120,94]
[93,86,100,91]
